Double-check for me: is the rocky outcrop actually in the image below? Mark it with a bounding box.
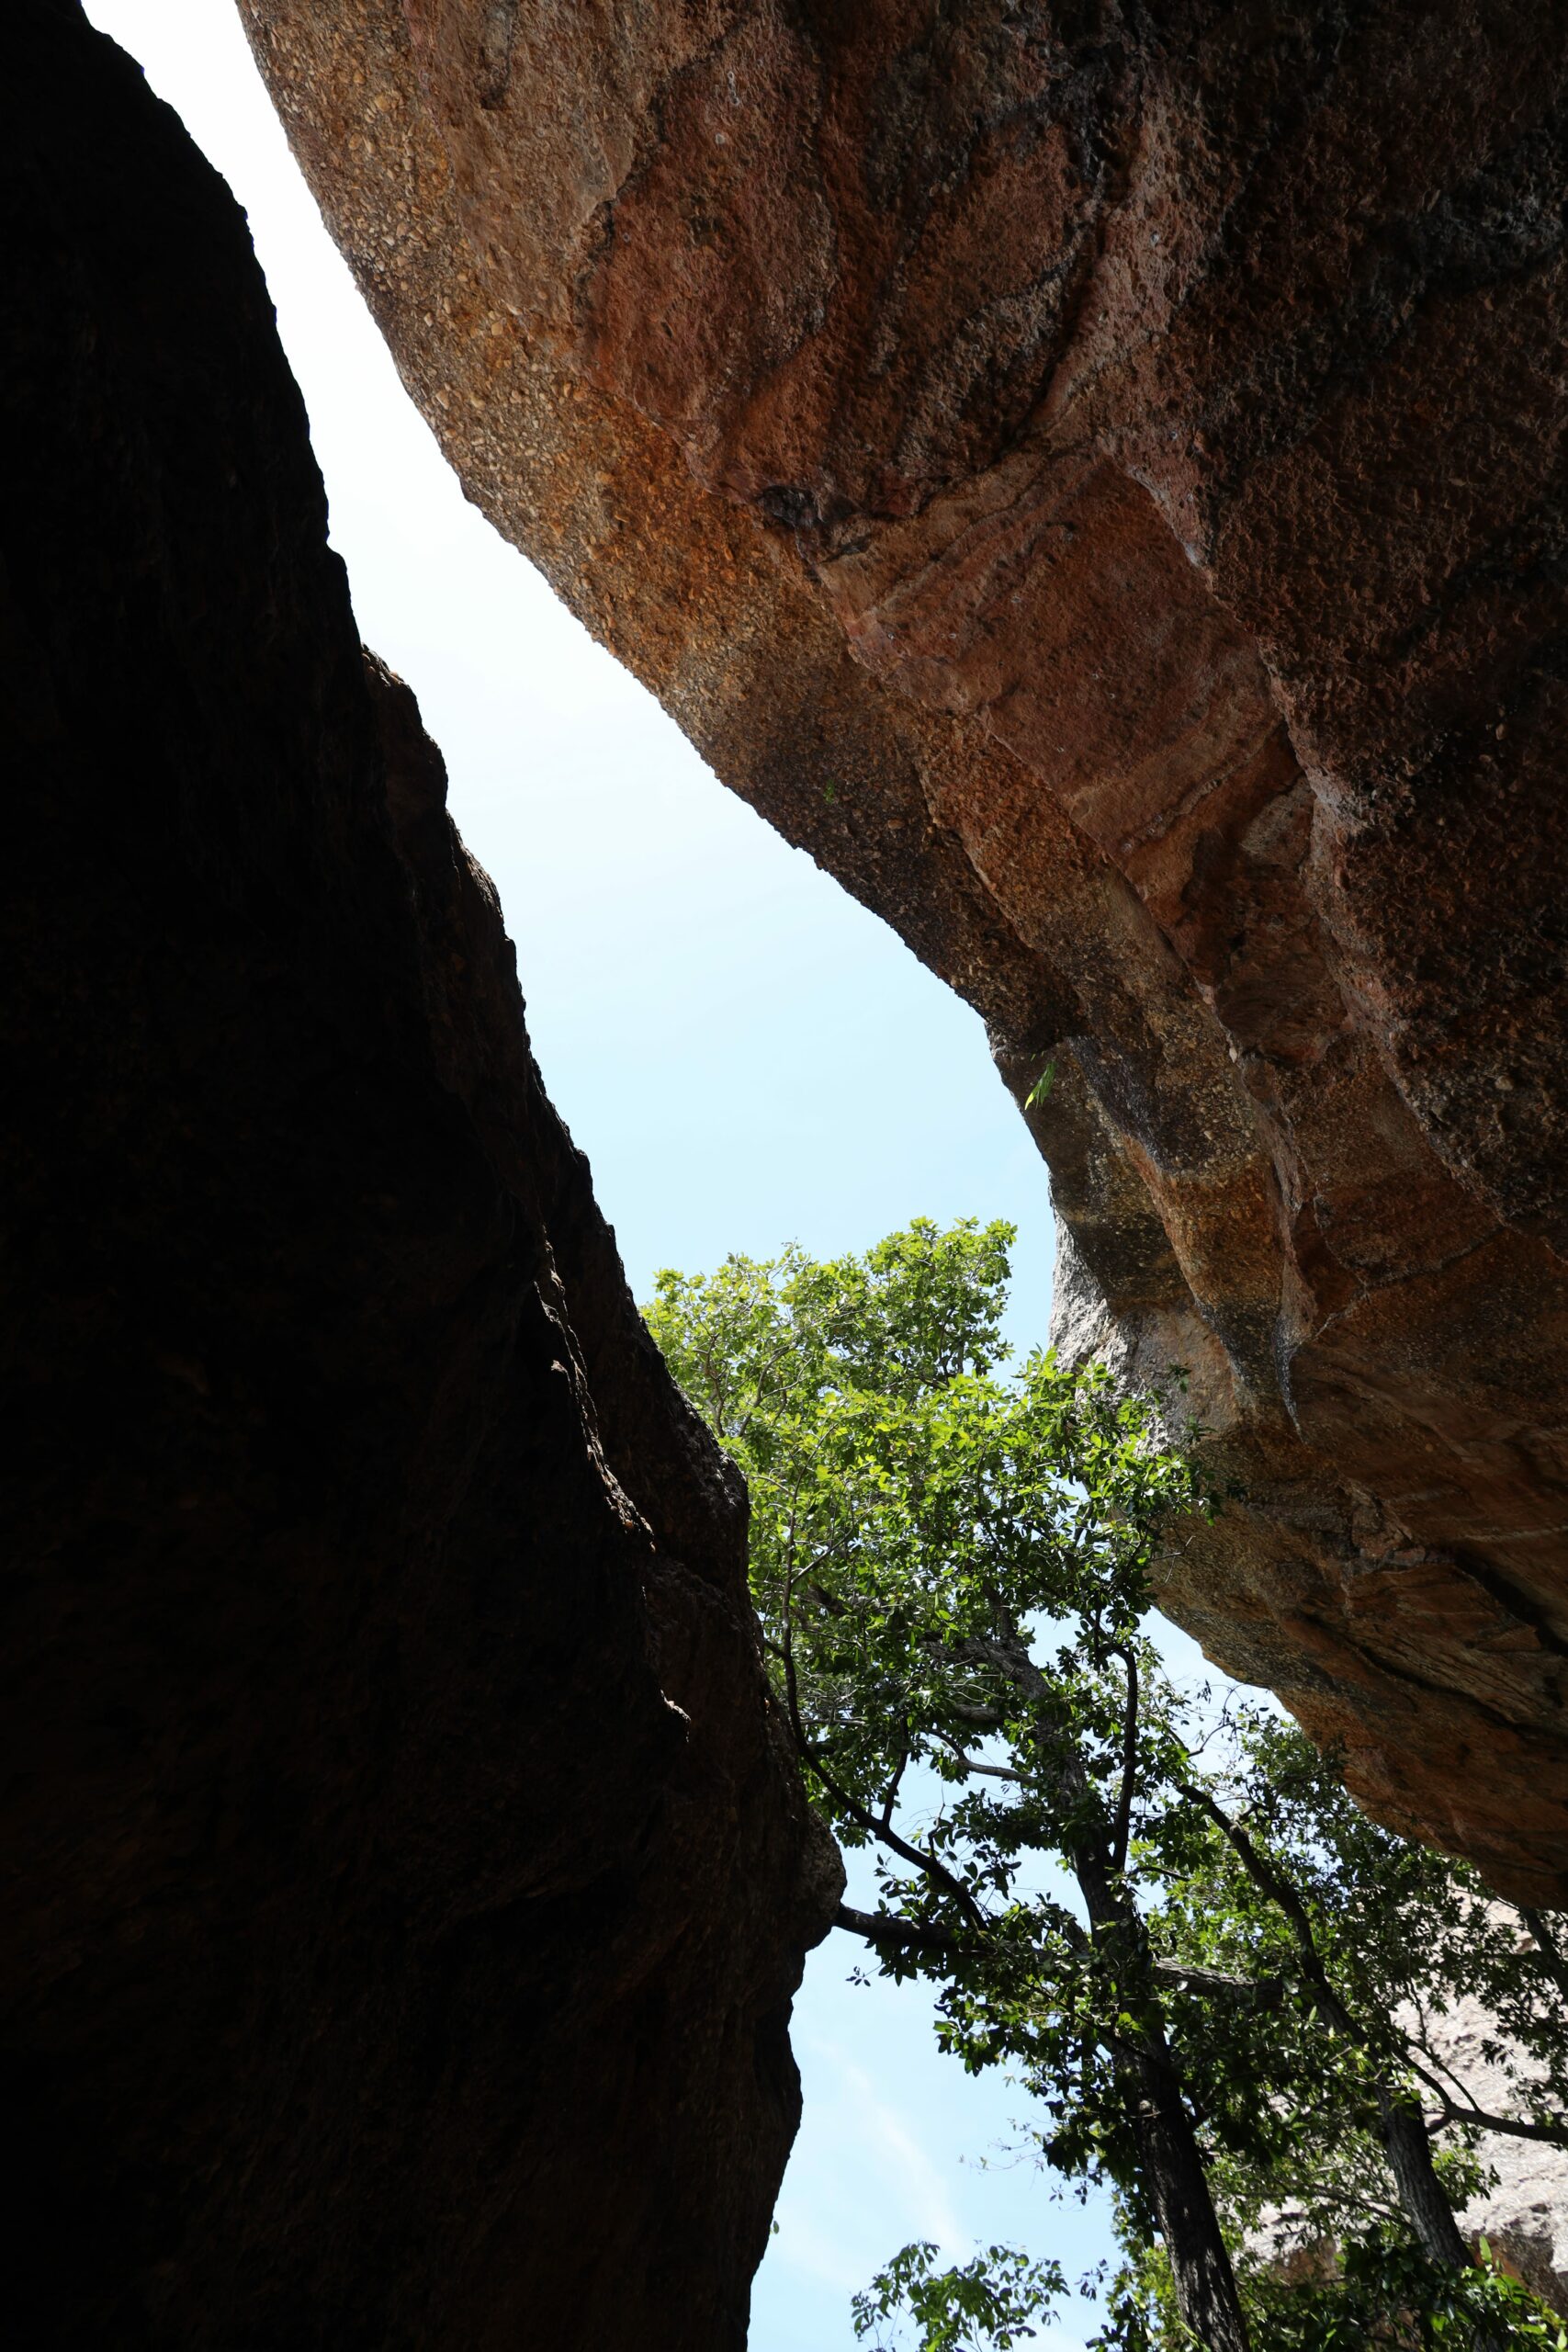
[238,0,1568,1899]
[1448,1999,1568,2314]
[2,6,830,2345]
[1247,1955,1568,2315]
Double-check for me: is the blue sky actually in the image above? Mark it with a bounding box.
[85,7,1105,2342]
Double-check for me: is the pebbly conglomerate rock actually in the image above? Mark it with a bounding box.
[238,0,1568,1900]
[2,6,831,2344]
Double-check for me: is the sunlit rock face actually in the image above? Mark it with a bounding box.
[1242,1951,1568,2314]
[2,6,829,2344]
[1447,1998,1568,2313]
[238,0,1568,1900]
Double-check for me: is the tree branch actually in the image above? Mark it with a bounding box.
[1401,2046,1568,2151]
[946,1700,1008,1734]
[1153,1958,1283,2004]
[833,1907,1280,2014]
[779,1622,987,1929]
[1405,2028,1502,2121]
[835,1899,1093,1963]
[879,1747,909,1827]
[1432,2099,1568,2149]
[1183,1783,1365,2047]
[933,1729,1024,1782]
[1192,1792,1568,2150]
[1111,1643,1138,1878]
[835,1902,968,1960]
[1521,1908,1568,2007]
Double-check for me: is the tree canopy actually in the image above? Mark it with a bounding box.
[646,1219,1568,2352]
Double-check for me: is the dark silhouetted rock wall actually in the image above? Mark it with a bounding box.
[1,6,830,2344]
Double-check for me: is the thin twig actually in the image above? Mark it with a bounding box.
[1111,1643,1139,1877]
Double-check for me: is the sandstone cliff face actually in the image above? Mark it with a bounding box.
[239,0,1568,1899]
[2,6,829,2344]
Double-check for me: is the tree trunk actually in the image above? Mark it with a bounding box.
[1189,1780,1482,2304]
[1379,2093,1471,2267]
[1122,2030,1252,2352]
[1071,1835,1250,2351]
[996,1653,1251,2347]
[1380,2093,1513,2352]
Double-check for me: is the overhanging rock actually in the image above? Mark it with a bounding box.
[238,0,1568,1898]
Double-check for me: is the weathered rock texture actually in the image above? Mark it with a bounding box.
[1249,1955,1568,2313]
[2,6,830,2344]
[1448,1997,1568,2313]
[239,0,1568,1900]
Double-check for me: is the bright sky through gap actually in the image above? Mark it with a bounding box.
[82,6,1108,2343]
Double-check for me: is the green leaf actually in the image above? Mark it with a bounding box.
[641,1220,1568,2352]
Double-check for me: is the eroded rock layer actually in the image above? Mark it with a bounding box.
[2,6,828,2343]
[239,0,1568,1898]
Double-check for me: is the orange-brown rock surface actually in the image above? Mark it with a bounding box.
[240,0,1568,1899]
[3,6,831,2343]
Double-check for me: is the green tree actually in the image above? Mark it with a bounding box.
[648,1217,1249,2348]
[645,1220,1567,2352]
[852,2241,1066,2352]
[1132,1709,1568,2343]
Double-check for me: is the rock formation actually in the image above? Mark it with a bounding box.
[2,6,832,2344]
[1450,2001,1568,2314]
[1247,1951,1568,2315]
[238,0,1568,1899]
